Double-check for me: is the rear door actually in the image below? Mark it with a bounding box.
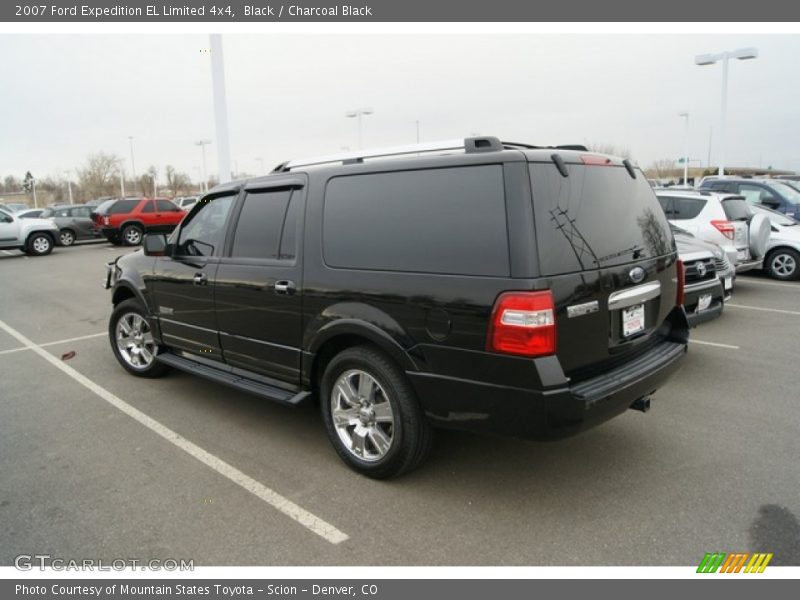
[156,199,185,230]
[529,161,678,376]
[68,206,94,238]
[214,180,306,383]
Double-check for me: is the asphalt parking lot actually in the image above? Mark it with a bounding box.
[1,242,799,566]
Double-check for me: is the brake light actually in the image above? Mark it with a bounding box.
[711,219,735,240]
[580,154,612,166]
[676,260,685,307]
[103,216,109,226]
[487,291,556,357]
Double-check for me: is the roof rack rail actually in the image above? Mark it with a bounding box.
[274,136,509,172]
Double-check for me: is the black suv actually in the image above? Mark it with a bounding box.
[104,137,689,478]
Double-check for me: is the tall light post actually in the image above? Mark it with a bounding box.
[678,111,689,186]
[64,169,74,205]
[128,136,137,182]
[345,108,373,149]
[695,47,758,177]
[415,120,420,144]
[209,34,233,184]
[196,140,211,192]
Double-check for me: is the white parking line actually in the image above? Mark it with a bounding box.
[736,278,799,290]
[0,332,107,356]
[726,304,800,316]
[689,339,740,350]
[0,317,349,546]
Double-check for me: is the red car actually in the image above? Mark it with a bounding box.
[91,197,186,246]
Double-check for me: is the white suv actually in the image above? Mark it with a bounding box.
[0,207,60,256]
[656,190,770,273]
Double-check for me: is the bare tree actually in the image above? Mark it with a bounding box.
[78,152,122,200]
[164,165,192,197]
[645,159,679,180]
[588,143,633,160]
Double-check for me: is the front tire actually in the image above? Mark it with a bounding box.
[121,224,143,246]
[766,248,800,281]
[109,299,169,378]
[320,346,432,479]
[25,232,53,256]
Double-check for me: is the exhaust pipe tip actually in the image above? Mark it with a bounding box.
[630,397,651,413]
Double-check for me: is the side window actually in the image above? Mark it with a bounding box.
[657,196,673,216]
[157,199,179,212]
[54,208,69,217]
[176,195,235,257]
[672,197,705,220]
[71,207,91,218]
[739,184,767,205]
[231,189,293,260]
[141,201,156,213]
[323,165,509,276]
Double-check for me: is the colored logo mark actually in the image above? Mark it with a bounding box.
[697,552,773,573]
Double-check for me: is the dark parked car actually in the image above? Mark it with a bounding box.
[41,204,101,246]
[104,137,689,478]
[700,178,800,219]
[672,227,725,326]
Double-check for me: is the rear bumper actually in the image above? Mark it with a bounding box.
[410,327,688,441]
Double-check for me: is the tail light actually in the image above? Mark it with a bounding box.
[676,260,685,307]
[487,291,556,357]
[711,219,735,240]
[103,216,109,226]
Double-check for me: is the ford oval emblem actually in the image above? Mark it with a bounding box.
[696,262,707,277]
[629,267,646,283]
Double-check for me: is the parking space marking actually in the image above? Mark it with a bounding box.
[736,278,799,290]
[0,332,107,356]
[726,304,800,316]
[689,339,740,350]
[0,317,350,546]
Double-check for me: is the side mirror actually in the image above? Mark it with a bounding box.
[762,196,780,209]
[143,233,171,257]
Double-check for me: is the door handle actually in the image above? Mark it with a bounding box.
[274,280,296,295]
[193,272,208,286]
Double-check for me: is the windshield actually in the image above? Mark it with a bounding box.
[771,182,800,205]
[754,204,798,226]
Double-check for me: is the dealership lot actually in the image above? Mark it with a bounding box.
[1,243,799,566]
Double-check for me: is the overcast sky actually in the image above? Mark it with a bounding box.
[1,33,799,184]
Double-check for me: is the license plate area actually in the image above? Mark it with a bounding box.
[622,303,646,338]
[697,294,712,312]
[724,276,733,291]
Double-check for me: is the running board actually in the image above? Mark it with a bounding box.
[155,352,310,406]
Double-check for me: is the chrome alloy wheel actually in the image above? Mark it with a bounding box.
[331,369,395,462]
[124,227,142,245]
[771,253,797,278]
[32,236,50,253]
[115,312,157,369]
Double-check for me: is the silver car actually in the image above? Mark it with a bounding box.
[40,204,101,246]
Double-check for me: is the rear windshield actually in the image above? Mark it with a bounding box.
[529,163,675,276]
[106,199,140,215]
[721,197,751,221]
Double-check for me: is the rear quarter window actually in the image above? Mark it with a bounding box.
[323,165,510,277]
[107,199,140,215]
[530,163,674,276]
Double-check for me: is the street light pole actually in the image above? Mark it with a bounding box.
[695,47,758,177]
[128,136,137,182]
[678,112,689,186]
[345,108,373,149]
[196,140,211,192]
[64,169,74,204]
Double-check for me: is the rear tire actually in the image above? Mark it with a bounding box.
[25,232,53,256]
[109,298,169,378]
[320,346,433,479]
[59,229,76,246]
[766,248,800,281]
[122,224,143,246]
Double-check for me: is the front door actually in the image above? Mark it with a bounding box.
[0,211,20,246]
[214,182,305,383]
[150,193,237,359]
